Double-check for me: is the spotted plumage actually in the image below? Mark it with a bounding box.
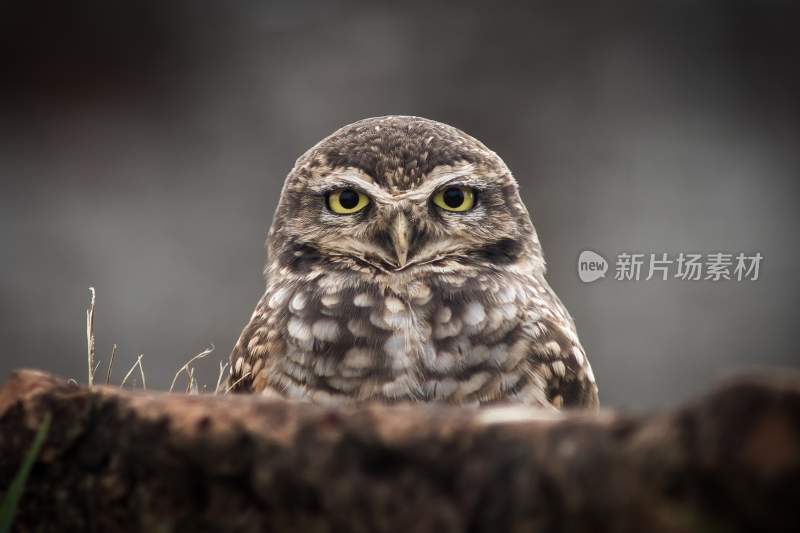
[228,116,598,408]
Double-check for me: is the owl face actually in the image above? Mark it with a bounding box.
[269,116,543,277]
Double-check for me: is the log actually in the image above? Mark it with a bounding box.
[1,369,798,532]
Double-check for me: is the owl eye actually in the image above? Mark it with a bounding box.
[432,186,475,212]
[327,188,370,214]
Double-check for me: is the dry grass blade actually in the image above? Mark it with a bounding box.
[78,291,219,393]
[105,344,117,385]
[86,287,96,386]
[120,355,144,389]
[214,361,229,395]
[169,344,214,393]
[225,371,251,394]
[137,355,147,390]
[185,367,195,394]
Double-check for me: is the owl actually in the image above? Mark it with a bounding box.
[228,116,598,408]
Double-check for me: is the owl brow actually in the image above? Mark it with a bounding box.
[309,175,390,199]
[398,173,487,201]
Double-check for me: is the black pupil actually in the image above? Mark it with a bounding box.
[339,189,359,209]
[443,187,465,208]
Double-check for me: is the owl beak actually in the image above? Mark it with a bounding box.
[389,212,411,268]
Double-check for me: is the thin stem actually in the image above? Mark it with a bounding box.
[169,344,214,393]
[225,372,252,394]
[105,344,117,385]
[214,361,229,395]
[120,355,144,389]
[86,287,96,386]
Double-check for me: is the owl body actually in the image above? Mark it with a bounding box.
[229,116,598,408]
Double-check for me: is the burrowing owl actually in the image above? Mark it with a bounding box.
[228,116,598,408]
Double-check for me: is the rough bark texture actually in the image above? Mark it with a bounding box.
[1,369,799,533]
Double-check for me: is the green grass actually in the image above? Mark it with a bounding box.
[0,414,52,533]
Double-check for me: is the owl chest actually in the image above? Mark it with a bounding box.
[278,274,529,390]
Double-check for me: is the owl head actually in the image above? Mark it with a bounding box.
[267,116,544,276]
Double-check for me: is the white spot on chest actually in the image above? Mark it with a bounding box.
[268,287,291,309]
[463,302,486,326]
[287,317,311,341]
[312,319,340,342]
[321,294,340,307]
[290,292,308,313]
[384,296,405,313]
[354,293,374,307]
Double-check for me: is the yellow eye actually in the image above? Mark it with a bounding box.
[327,188,370,214]
[432,186,475,212]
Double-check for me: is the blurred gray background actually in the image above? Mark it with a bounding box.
[1,0,798,408]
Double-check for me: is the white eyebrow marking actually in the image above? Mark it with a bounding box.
[311,162,482,204]
[310,167,394,201]
[425,162,477,182]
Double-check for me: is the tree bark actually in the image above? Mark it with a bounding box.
[1,369,799,533]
